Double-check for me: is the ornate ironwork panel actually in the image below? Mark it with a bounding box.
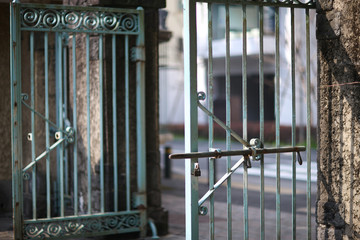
[195,0,316,8]
[20,4,140,34]
[24,212,140,239]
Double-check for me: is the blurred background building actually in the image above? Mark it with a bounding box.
[159,1,317,142]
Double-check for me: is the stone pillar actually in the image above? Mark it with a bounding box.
[317,1,360,239]
[0,3,11,215]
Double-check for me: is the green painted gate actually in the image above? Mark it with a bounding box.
[10,1,147,239]
[171,0,316,239]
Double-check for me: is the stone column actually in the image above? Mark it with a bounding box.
[0,3,11,215]
[317,0,360,239]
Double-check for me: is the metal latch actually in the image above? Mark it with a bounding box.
[169,145,306,165]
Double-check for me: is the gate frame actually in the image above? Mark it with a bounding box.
[182,0,316,239]
[10,1,147,239]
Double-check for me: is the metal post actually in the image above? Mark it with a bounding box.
[183,0,199,239]
[259,5,265,240]
[225,4,232,239]
[10,2,24,238]
[136,7,147,237]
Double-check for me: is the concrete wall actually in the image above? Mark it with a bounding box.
[317,0,360,239]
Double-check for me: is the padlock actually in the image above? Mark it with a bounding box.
[194,163,201,177]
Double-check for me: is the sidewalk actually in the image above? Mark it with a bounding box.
[160,173,316,239]
[0,173,316,240]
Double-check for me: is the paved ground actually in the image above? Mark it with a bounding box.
[0,173,316,240]
[160,173,316,240]
[0,138,317,239]
[0,213,13,240]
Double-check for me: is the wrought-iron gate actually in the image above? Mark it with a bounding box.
[173,0,316,239]
[10,2,147,239]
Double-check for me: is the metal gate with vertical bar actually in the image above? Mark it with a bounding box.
[10,1,147,239]
[174,0,316,239]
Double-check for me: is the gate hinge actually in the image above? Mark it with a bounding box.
[133,192,146,209]
[131,46,145,62]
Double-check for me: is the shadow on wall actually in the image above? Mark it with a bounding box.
[316,1,360,239]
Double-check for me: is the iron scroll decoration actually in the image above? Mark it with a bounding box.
[195,0,316,7]
[24,213,140,239]
[20,6,139,34]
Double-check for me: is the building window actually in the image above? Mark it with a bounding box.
[212,4,275,39]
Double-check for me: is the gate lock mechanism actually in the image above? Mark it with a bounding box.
[54,127,75,143]
[170,142,305,165]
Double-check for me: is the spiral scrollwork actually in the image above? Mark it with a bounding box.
[25,224,42,238]
[47,223,62,237]
[126,214,139,227]
[83,13,100,30]
[66,222,83,232]
[274,0,315,5]
[241,0,315,6]
[120,14,137,32]
[22,8,41,27]
[106,217,120,228]
[24,213,140,239]
[42,10,60,28]
[63,11,82,29]
[89,219,102,230]
[101,13,119,31]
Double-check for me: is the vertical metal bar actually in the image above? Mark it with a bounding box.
[44,32,51,218]
[99,34,105,213]
[125,35,131,211]
[225,3,232,240]
[306,8,312,240]
[275,6,281,240]
[209,155,215,240]
[183,0,199,239]
[259,6,265,240]
[208,4,215,239]
[57,33,65,217]
[242,4,249,240]
[63,36,69,196]
[136,7,147,237]
[86,33,91,214]
[207,3,213,176]
[72,33,78,216]
[112,34,118,212]
[10,2,24,238]
[290,7,296,240]
[30,31,37,220]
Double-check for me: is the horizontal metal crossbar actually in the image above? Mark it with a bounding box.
[169,146,306,159]
[195,0,316,9]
